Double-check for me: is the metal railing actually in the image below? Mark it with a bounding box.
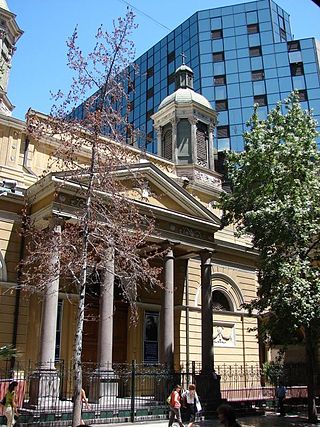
[0,360,310,425]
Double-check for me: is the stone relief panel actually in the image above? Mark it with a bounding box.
[213,322,236,347]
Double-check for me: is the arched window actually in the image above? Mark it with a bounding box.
[162,123,172,161]
[212,290,232,311]
[196,121,208,167]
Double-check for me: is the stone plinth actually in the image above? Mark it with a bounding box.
[89,370,118,403]
[28,368,60,408]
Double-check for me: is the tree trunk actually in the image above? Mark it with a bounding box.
[305,327,318,423]
[72,284,85,426]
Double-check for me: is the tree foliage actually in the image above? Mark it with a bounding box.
[219,93,320,421]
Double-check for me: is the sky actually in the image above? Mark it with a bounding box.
[6,0,320,121]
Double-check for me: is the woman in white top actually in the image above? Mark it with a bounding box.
[182,384,202,427]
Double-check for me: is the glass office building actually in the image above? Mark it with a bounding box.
[74,0,320,153]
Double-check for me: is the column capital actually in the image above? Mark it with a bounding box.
[200,249,213,262]
[161,240,180,253]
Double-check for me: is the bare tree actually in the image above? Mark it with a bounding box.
[21,10,162,426]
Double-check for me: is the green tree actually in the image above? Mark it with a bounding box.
[219,93,320,423]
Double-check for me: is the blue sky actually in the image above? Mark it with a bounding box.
[7,0,320,121]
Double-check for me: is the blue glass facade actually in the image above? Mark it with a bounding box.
[74,0,320,153]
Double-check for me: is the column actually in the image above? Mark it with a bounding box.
[189,118,198,164]
[162,247,175,372]
[154,125,162,157]
[208,123,215,171]
[200,250,214,373]
[39,221,61,369]
[171,118,178,164]
[29,219,61,407]
[98,248,114,371]
[90,248,118,402]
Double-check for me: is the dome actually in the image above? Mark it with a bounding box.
[175,64,193,74]
[0,0,9,11]
[158,87,213,111]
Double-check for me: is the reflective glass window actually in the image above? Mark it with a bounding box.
[240,82,253,97]
[229,109,242,124]
[246,11,258,24]
[258,9,271,22]
[287,40,300,52]
[202,86,214,101]
[212,40,224,51]
[211,17,222,29]
[224,37,236,50]
[275,53,289,67]
[242,96,254,107]
[309,99,320,112]
[225,59,238,74]
[234,13,246,26]
[300,39,314,49]
[200,40,212,54]
[228,98,241,109]
[202,76,213,87]
[274,43,287,53]
[242,107,254,122]
[253,80,266,94]
[235,26,247,36]
[224,27,236,37]
[260,32,273,45]
[217,138,230,151]
[215,86,227,99]
[257,106,268,120]
[298,89,308,102]
[305,74,320,89]
[304,63,318,74]
[252,70,265,81]
[292,76,305,90]
[264,55,276,69]
[265,78,280,93]
[278,77,292,92]
[228,83,240,98]
[238,48,249,59]
[236,35,249,49]
[231,136,244,152]
[277,67,291,77]
[225,50,237,60]
[201,63,213,77]
[227,73,239,83]
[238,58,251,72]
[302,49,315,64]
[222,15,234,28]
[214,62,225,75]
[289,51,302,63]
[249,34,260,47]
[217,111,228,125]
[214,75,227,85]
[249,46,262,57]
[217,125,230,138]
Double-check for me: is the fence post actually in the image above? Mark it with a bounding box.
[192,361,196,384]
[130,360,136,423]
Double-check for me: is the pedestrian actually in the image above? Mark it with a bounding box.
[217,404,241,427]
[80,388,90,425]
[182,384,202,427]
[168,384,184,427]
[2,381,19,427]
[276,382,287,416]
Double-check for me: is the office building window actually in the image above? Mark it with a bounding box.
[146,109,154,121]
[214,75,226,85]
[147,66,154,78]
[212,52,225,62]
[167,51,175,63]
[147,87,154,99]
[128,80,135,93]
[146,131,154,143]
[167,73,175,85]
[249,46,262,57]
[254,95,267,106]
[211,29,223,40]
[247,24,259,34]
[288,41,300,52]
[217,125,230,138]
[128,101,134,112]
[290,62,304,76]
[251,70,265,81]
[280,28,286,41]
[215,99,228,111]
[298,90,308,102]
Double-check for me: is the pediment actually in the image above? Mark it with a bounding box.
[115,162,221,229]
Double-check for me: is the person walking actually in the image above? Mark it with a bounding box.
[3,381,19,427]
[182,384,202,427]
[276,382,287,416]
[217,404,241,427]
[168,384,184,427]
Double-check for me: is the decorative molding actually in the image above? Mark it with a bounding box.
[212,322,236,347]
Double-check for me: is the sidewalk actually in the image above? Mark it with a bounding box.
[96,413,320,427]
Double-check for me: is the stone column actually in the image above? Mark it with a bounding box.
[161,247,175,372]
[200,250,214,373]
[90,248,118,402]
[98,248,114,371]
[208,123,215,170]
[171,118,178,164]
[189,118,198,164]
[154,125,162,156]
[29,219,61,407]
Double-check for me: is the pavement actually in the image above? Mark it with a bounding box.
[94,413,320,426]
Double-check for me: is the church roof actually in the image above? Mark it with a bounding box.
[0,0,9,11]
[158,87,213,111]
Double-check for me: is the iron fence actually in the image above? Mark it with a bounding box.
[0,360,310,425]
